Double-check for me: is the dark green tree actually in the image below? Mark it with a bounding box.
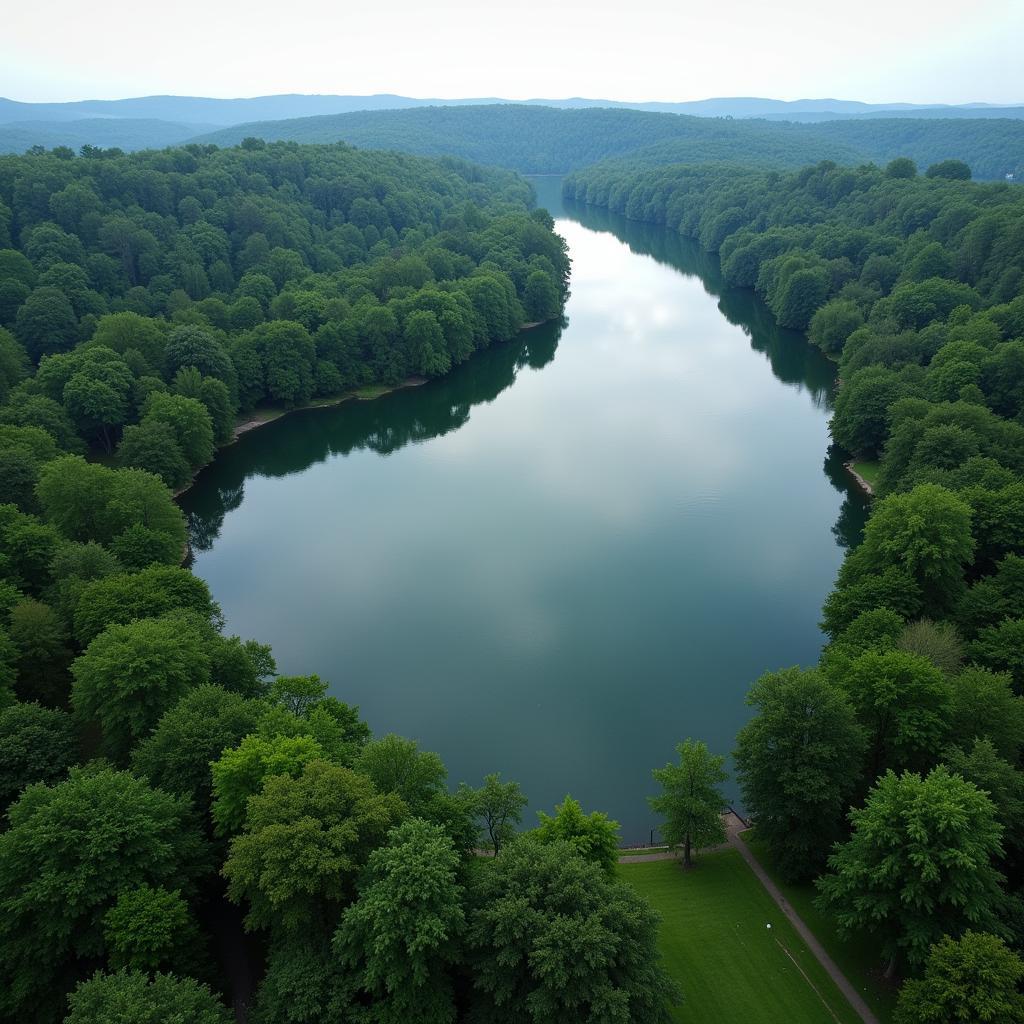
[816,767,1004,976]
[735,667,864,881]
[466,836,678,1024]
[65,970,231,1024]
[0,768,205,1022]
[335,818,466,1023]
[893,931,1024,1024]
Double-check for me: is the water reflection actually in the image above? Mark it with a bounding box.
[184,324,563,554]
[179,179,869,840]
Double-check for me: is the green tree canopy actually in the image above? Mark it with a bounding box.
[534,794,620,876]
[102,884,202,973]
[893,931,1024,1024]
[735,667,864,881]
[130,684,262,820]
[223,759,405,934]
[335,818,466,1023]
[65,970,231,1024]
[466,836,678,1024]
[815,766,1004,975]
[0,701,76,814]
[649,738,728,867]
[211,731,325,836]
[0,768,205,1022]
[70,615,211,762]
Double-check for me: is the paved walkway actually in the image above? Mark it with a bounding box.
[618,813,879,1024]
[726,818,880,1024]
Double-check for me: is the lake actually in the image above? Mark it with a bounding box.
[180,177,868,842]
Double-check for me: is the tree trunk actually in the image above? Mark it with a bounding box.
[684,835,692,868]
[883,952,898,980]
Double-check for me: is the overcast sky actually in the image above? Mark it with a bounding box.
[3,0,1022,105]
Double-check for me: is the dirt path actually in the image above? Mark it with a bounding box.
[726,817,880,1024]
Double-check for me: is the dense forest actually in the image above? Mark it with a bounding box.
[566,156,1024,1007]
[0,139,568,490]
[0,141,696,1024]
[193,106,1024,181]
[5,106,1024,1022]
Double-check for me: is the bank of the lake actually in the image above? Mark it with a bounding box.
[179,177,869,841]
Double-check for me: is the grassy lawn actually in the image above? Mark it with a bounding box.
[740,832,898,1021]
[620,852,862,1024]
[618,845,670,858]
[849,459,880,489]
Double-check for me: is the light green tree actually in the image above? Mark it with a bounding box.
[534,795,620,876]
[223,759,405,933]
[649,738,728,867]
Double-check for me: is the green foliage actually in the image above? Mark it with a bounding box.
[223,759,405,933]
[855,484,974,614]
[832,648,951,777]
[735,668,865,881]
[0,768,205,1022]
[355,734,446,813]
[465,835,678,1024]
[948,667,1024,762]
[9,596,71,703]
[73,564,216,646]
[335,818,466,1023]
[65,969,231,1024]
[36,454,186,553]
[649,738,728,866]
[942,738,1024,857]
[70,616,210,762]
[211,732,324,836]
[969,618,1024,689]
[102,884,202,972]
[925,159,972,181]
[533,795,620,876]
[461,772,527,856]
[815,766,1005,973]
[809,299,864,354]
[0,701,76,814]
[893,932,1024,1024]
[131,684,262,819]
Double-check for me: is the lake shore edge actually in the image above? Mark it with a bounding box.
[172,317,555,501]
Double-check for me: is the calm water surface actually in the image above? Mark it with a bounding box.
[181,178,867,841]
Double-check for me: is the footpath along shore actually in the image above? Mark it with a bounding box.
[619,812,880,1024]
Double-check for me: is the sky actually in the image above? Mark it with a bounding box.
[3,0,1023,105]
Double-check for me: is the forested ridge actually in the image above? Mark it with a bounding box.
[566,155,1024,1011]
[192,105,1024,181]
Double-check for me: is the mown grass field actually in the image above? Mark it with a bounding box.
[619,852,862,1024]
[740,833,898,1020]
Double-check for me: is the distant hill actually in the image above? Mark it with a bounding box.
[1,95,1021,180]
[190,105,1024,180]
[0,118,213,154]
[1,92,1022,128]
[189,105,869,174]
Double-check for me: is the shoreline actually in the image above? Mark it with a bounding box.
[173,317,555,501]
[843,462,875,497]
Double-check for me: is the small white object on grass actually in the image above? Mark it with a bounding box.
[766,923,772,929]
